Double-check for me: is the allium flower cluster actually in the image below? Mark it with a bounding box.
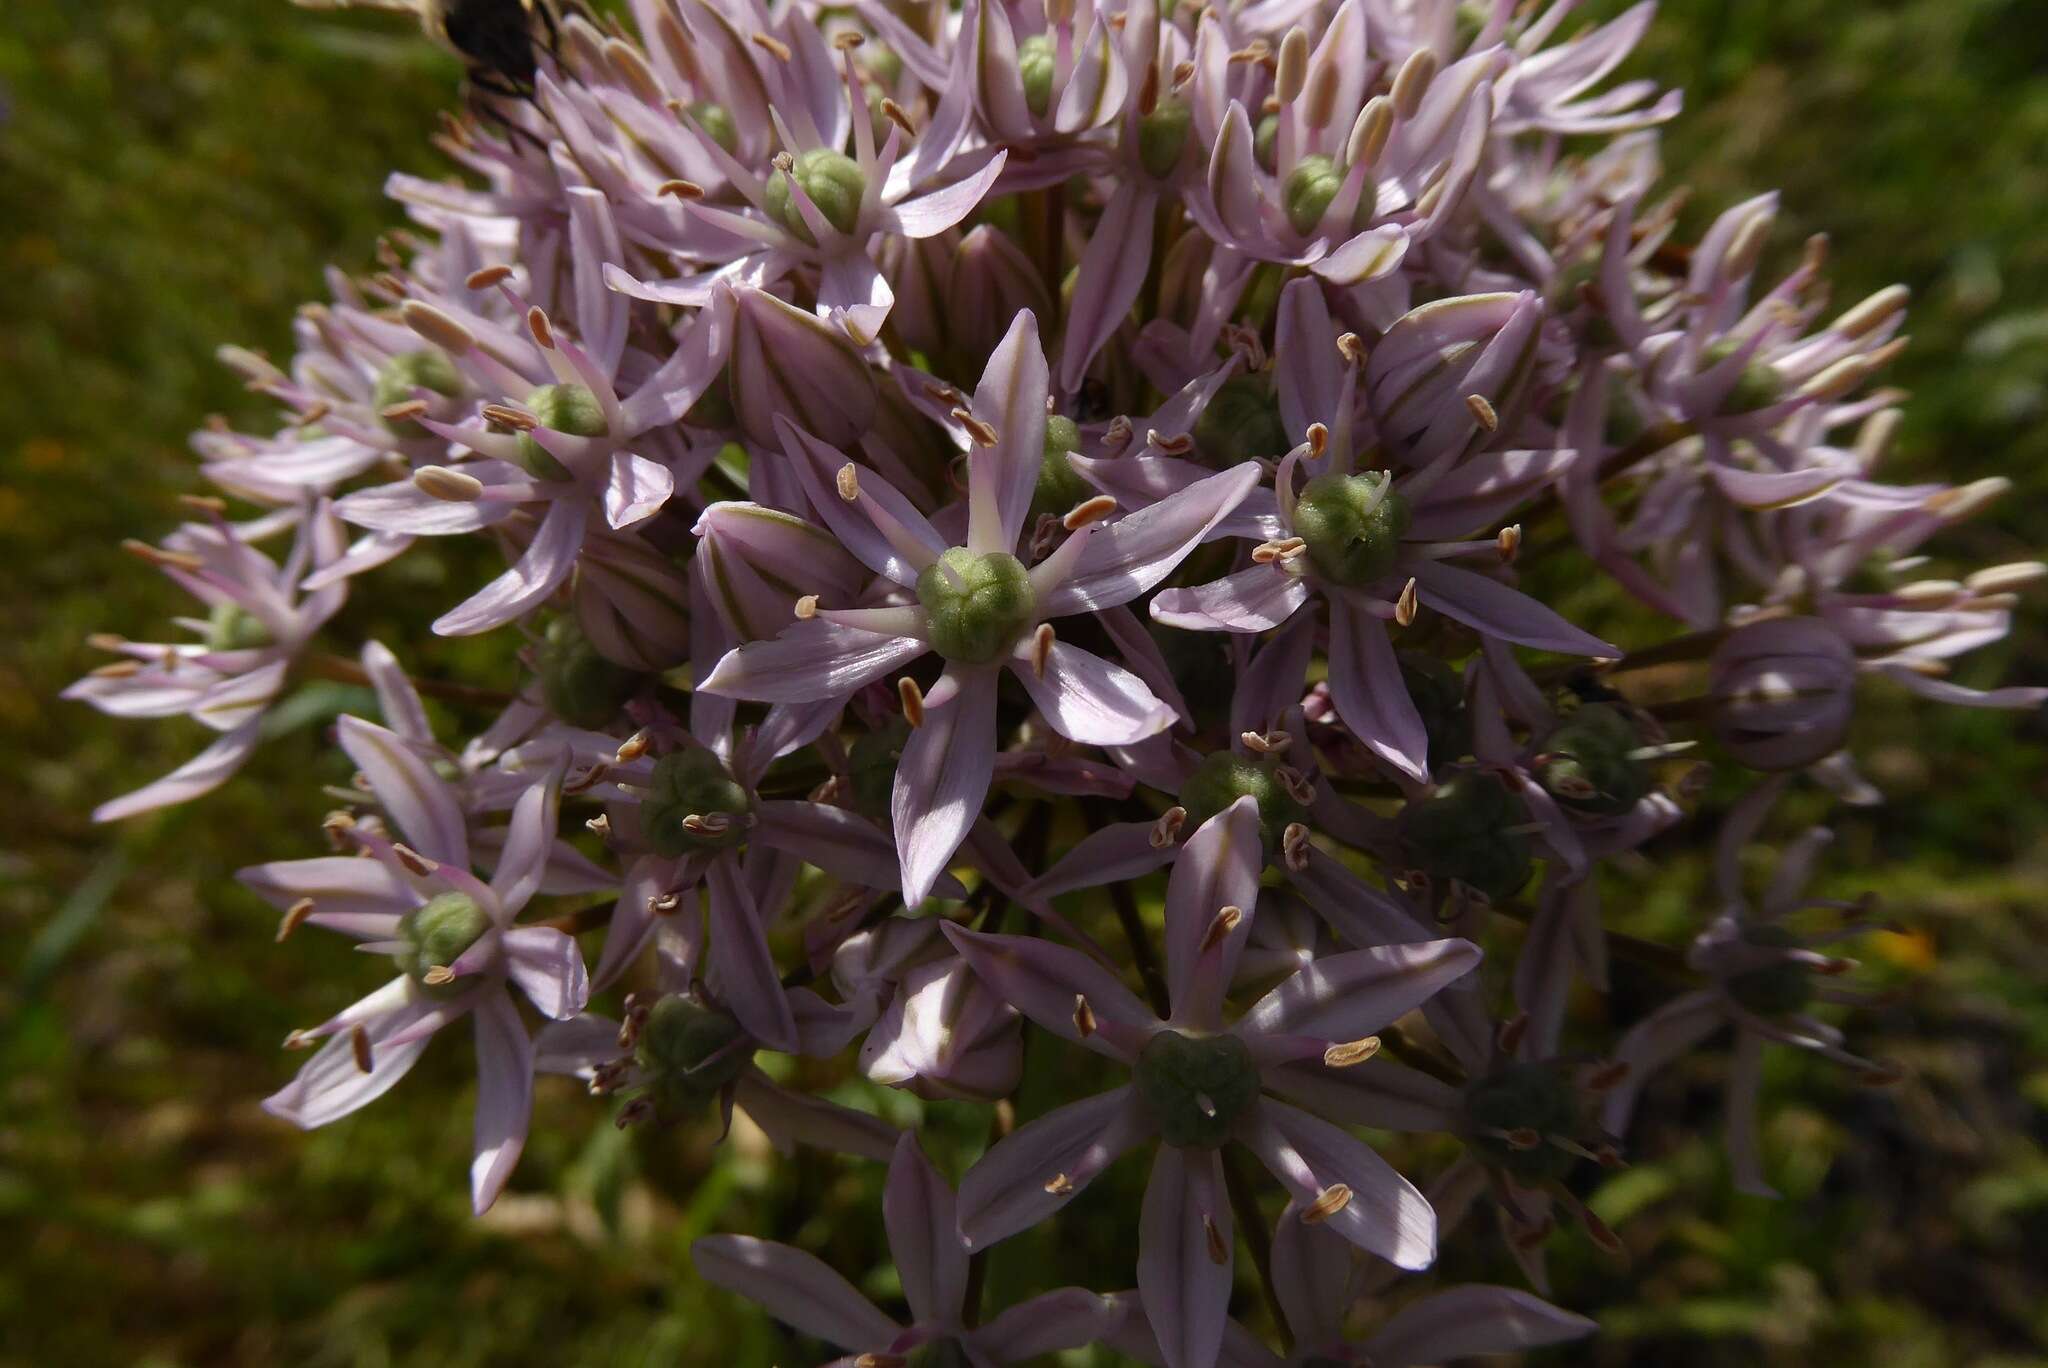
[73,0,2042,1362]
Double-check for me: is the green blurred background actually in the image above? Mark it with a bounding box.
[3,1,2045,1364]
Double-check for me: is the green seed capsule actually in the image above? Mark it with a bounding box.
[1135,96,1194,179]
[1018,34,1057,117]
[643,749,754,857]
[1192,376,1290,467]
[374,348,464,437]
[514,383,607,481]
[1180,750,1309,854]
[1291,471,1411,587]
[686,101,739,155]
[764,147,867,241]
[1463,1060,1583,1183]
[1032,414,1092,519]
[396,892,493,996]
[1397,773,1532,903]
[1725,925,1815,1017]
[1535,702,1651,817]
[1283,153,1344,236]
[536,617,639,729]
[916,548,1037,665]
[205,601,272,652]
[636,995,754,1122]
[1134,1029,1263,1149]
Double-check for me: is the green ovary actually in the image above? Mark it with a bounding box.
[1135,1029,1262,1149]
[917,548,1036,665]
[643,749,754,857]
[396,892,493,996]
[514,383,606,480]
[765,147,866,240]
[1291,471,1411,587]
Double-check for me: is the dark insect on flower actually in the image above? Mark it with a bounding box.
[292,0,564,99]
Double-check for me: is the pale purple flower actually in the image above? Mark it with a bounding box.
[696,1134,1128,1365]
[701,310,1258,901]
[67,502,347,820]
[948,799,1480,1368]
[244,722,587,1212]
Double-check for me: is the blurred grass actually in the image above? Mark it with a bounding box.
[1,1,2045,1364]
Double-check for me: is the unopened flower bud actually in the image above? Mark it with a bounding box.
[731,288,878,446]
[917,548,1037,664]
[1291,471,1411,587]
[1368,292,1543,466]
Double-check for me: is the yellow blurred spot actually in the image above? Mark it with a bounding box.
[0,487,23,530]
[23,438,66,470]
[1870,927,1936,972]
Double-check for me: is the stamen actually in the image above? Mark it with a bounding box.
[1966,561,2047,594]
[1302,53,1340,129]
[1391,47,1438,119]
[1335,332,1366,366]
[1044,1172,1075,1195]
[749,31,792,60]
[657,178,706,200]
[1395,577,1419,627]
[836,463,861,501]
[879,98,915,135]
[1272,765,1315,805]
[1834,283,1909,339]
[1347,96,1393,167]
[1323,1036,1380,1067]
[414,466,484,502]
[1306,422,1329,457]
[1466,393,1499,432]
[951,407,1000,446]
[1062,494,1118,530]
[1252,536,1307,564]
[350,1024,375,1074]
[422,965,456,986]
[1497,523,1522,562]
[1198,905,1244,954]
[794,594,819,620]
[481,403,539,431]
[1073,994,1097,1038]
[1150,806,1188,849]
[90,660,142,679]
[391,844,439,877]
[121,540,204,572]
[832,29,864,49]
[1275,28,1309,104]
[527,306,556,351]
[1030,623,1056,679]
[585,813,612,838]
[1203,1215,1229,1264]
[616,729,652,763]
[1282,822,1312,872]
[1240,730,1289,754]
[898,676,925,727]
[283,1028,317,1051]
[465,265,514,290]
[1302,1184,1353,1223]
[1149,428,1195,456]
[277,898,315,943]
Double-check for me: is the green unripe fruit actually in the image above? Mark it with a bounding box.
[1180,750,1309,853]
[1283,153,1344,236]
[396,892,493,995]
[374,348,464,437]
[1135,96,1194,179]
[1134,1029,1263,1149]
[847,720,909,821]
[1399,653,1468,771]
[1018,34,1057,117]
[1701,338,1786,412]
[636,995,753,1122]
[907,1340,975,1368]
[916,548,1036,665]
[644,749,754,857]
[1032,414,1091,518]
[1254,112,1281,173]
[1397,774,1532,902]
[536,617,639,729]
[514,383,606,480]
[686,100,739,154]
[1464,1061,1582,1183]
[764,147,867,241]
[205,601,272,652]
[1192,376,1289,467]
[1726,924,1815,1017]
[1291,472,1411,587]
[1535,702,1651,817]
